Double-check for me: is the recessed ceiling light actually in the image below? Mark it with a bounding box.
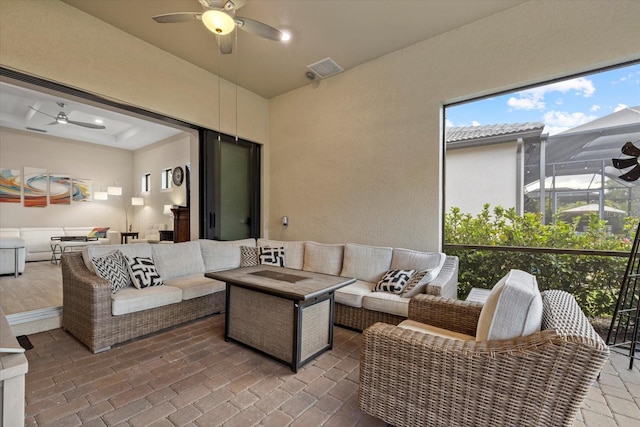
[94,119,104,124]
[280,31,292,42]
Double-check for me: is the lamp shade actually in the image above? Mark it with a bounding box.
[94,191,108,200]
[201,9,235,35]
[131,197,144,206]
[107,186,122,196]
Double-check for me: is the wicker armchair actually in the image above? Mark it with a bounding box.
[359,290,609,427]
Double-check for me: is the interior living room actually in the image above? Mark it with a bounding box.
[1,1,639,426]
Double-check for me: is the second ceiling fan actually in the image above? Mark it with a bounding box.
[152,0,290,55]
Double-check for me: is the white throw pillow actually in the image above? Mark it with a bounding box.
[476,270,543,341]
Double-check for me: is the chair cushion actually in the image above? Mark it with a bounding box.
[340,243,392,283]
[397,320,475,341]
[258,239,305,269]
[476,269,543,341]
[303,241,344,276]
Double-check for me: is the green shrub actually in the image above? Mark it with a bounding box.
[445,205,636,318]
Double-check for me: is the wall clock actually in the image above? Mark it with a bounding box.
[172,166,184,186]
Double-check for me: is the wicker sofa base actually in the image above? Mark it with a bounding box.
[334,303,406,331]
[62,252,225,353]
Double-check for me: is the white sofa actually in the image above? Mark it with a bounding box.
[61,238,458,352]
[0,227,119,262]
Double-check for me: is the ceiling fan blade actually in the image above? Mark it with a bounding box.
[45,121,59,126]
[612,157,639,169]
[229,0,248,10]
[216,34,233,54]
[235,16,284,41]
[29,106,56,119]
[152,12,202,24]
[621,141,640,157]
[619,165,640,182]
[67,120,106,130]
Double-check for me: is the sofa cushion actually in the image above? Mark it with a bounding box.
[363,292,410,317]
[340,243,392,283]
[303,241,344,276]
[111,286,183,316]
[83,243,153,273]
[258,239,305,270]
[259,246,285,267]
[398,320,475,341]
[19,227,64,242]
[476,269,543,341]
[164,274,226,300]
[151,241,205,280]
[199,238,256,272]
[374,270,415,294]
[334,280,374,308]
[91,250,132,294]
[391,248,445,271]
[125,256,164,289]
[0,228,21,238]
[401,254,447,298]
[240,246,259,267]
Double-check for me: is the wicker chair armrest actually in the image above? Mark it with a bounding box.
[360,322,609,426]
[61,252,112,321]
[408,294,483,336]
[424,255,458,299]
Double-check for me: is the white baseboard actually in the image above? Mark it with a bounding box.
[5,306,62,325]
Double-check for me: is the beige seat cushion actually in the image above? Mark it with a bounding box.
[397,319,475,341]
[340,243,392,283]
[199,238,256,272]
[257,239,305,269]
[335,280,374,308]
[303,241,344,276]
[164,274,226,300]
[111,286,182,315]
[390,248,445,271]
[476,269,543,342]
[363,292,409,317]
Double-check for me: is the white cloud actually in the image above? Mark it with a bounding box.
[507,77,596,111]
[590,104,601,112]
[614,103,628,112]
[471,121,481,127]
[445,118,454,128]
[543,110,598,135]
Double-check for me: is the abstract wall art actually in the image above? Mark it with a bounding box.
[23,166,48,207]
[0,167,21,203]
[49,174,71,205]
[72,178,91,202]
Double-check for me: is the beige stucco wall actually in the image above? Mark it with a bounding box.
[446,142,518,216]
[268,0,640,251]
[0,0,270,235]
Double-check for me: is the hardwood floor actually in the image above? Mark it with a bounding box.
[0,260,62,315]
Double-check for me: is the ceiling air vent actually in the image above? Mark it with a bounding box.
[307,57,344,79]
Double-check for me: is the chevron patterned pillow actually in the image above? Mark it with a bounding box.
[125,256,164,289]
[240,246,259,267]
[92,250,132,294]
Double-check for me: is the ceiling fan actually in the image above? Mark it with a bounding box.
[612,141,640,182]
[29,102,106,130]
[152,0,290,54]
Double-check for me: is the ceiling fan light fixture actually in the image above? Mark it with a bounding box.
[56,114,68,125]
[202,9,235,35]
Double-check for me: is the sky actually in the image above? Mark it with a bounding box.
[445,62,640,135]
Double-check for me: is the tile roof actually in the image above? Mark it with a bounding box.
[446,122,545,143]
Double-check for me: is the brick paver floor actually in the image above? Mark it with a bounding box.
[22,314,639,426]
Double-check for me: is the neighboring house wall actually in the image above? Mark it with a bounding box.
[0,127,132,229]
[1,1,638,250]
[446,142,518,216]
[268,1,639,250]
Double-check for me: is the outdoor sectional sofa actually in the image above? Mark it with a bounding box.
[61,238,458,353]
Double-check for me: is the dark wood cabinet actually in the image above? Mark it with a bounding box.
[172,207,190,243]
